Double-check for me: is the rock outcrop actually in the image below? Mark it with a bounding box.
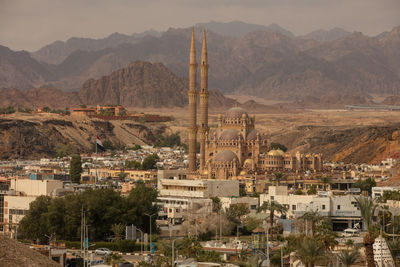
[0,114,163,159]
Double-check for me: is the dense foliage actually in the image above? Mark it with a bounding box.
[19,182,158,243]
[352,177,376,194]
[141,153,159,170]
[156,133,181,147]
[270,142,287,152]
[0,106,16,114]
[69,154,82,183]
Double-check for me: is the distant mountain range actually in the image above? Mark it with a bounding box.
[1,21,400,103]
[0,61,285,111]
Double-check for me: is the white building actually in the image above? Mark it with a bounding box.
[157,170,239,224]
[10,179,63,196]
[220,196,259,212]
[373,235,395,267]
[3,195,36,235]
[260,186,361,230]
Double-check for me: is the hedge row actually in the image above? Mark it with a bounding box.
[63,240,143,253]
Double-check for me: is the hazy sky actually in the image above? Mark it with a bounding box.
[1,0,399,51]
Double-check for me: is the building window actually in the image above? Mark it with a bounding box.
[337,205,341,210]
[322,205,326,210]
[271,196,274,200]
[250,205,257,210]
[292,205,296,210]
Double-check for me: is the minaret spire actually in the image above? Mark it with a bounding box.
[188,28,198,172]
[201,29,208,65]
[199,29,209,174]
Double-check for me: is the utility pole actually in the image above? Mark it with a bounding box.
[145,213,155,254]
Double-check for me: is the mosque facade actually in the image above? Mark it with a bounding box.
[187,29,323,180]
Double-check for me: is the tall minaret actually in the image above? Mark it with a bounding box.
[188,28,198,172]
[199,29,209,173]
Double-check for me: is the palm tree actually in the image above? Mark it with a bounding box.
[258,200,288,235]
[355,196,378,267]
[273,172,287,186]
[294,237,326,267]
[337,250,359,267]
[319,176,332,191]
[299,210,321,237]
[111,223,125,241]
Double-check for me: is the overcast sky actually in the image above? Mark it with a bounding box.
[1,0,399,51]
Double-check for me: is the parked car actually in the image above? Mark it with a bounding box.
[119,262,134,267]
[341,228,360,237]
[94,248,113,256]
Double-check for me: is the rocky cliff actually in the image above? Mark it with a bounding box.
[0,113,162,159]
[271,124,400,164]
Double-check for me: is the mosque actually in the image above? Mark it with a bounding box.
[187,29,323,180]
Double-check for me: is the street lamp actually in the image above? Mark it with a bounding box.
[145,213,155,254]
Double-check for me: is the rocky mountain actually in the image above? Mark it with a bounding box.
[2,24,400,102]
[0,45,54,89]
[301,27,352,42]
[79,61,187,107]
[195,20,294,37]
[31,30,162,65]
[78,60,278,111]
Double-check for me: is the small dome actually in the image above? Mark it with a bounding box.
[214,150,239,162]
[267,149,285,156]
[240,170,246,175]
[219,129,241,140]
[244,158,253,165]
[247,129,259,141]
[225,107,248,119]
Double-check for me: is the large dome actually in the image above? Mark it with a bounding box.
[247,129,259,141]
[219,129,241,140]
[225,107,248,119]
[214,150,239,162]
[267,149,285,156]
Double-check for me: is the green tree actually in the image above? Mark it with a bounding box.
[226,203,250,235]
[294,237,326,267]
[273,172,286,186]
[125,160,142,170]
[244,216,262,233]
[299,210,322,237]
[141,154,159,170]
[239,186,247,196]
[352,177,376,195]
[103,140,114,150]
[69,154,82,183]
[337,250,359,267]
[355,196,378,267]
[55,143,73,158]
[43,106,51,112]
[18,196,52,243]
[0,106,16,114]
[111,223,125,241]
[270,142,287,152]
[211,197,221,212]
[122,180,158,233]
[319,176,332,191]
[294,189,303,195]
[118,172,128,180]
[258,200,288,236]
[307,185,317,195]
